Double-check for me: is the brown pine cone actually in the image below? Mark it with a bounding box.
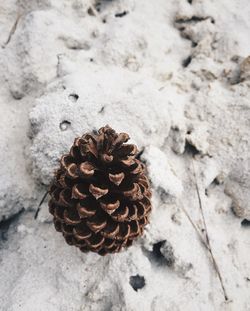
[48,125,152,255]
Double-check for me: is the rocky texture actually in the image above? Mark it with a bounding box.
[29,68,171,185]
[0,0,250,310]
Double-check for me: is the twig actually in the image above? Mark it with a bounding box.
[2,14,21,48]
[88,4,102,21]
[179,203,210,252]
[34,190,49,220]
[191,158,229,302]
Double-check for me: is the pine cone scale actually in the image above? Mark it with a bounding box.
[76,200,96,218]
[73,223,92,240]
[89,184,109,199]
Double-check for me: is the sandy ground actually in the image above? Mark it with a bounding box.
[0,0,250,310]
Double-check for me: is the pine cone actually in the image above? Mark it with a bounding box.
[48,125,152,255]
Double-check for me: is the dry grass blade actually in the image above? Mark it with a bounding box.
[34,190,49,220]
[191,158,229,302]
[2,14,21,48]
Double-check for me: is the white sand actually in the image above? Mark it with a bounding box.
[0,0,250,310]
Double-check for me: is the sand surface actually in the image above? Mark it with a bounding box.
[0,1,250,310]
